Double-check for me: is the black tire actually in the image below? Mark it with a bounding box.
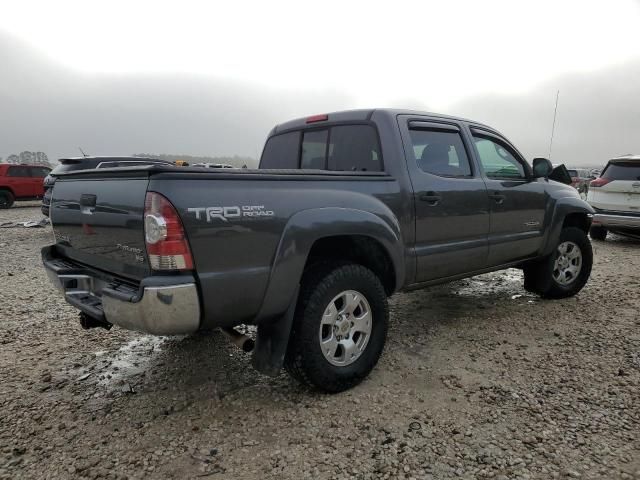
[284,262,388,393]
[0,190,14,209]
[523,227,593,299]
[589,225,607,241]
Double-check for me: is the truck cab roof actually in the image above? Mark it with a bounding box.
[271,108,496,135]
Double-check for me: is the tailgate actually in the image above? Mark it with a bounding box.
[591,181,640,213]
[50,174,151,281]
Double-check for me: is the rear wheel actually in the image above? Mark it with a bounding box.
[285,262,388,393]
[589,225,607,241]
[523,227,593,299]
[0,190,14,209]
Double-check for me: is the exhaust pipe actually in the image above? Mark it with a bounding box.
[221,327,255,352]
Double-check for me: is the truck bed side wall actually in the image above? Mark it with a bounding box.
[149,175,405,328]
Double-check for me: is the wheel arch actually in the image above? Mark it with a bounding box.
[542,197,594,256]
[255,207,404,322]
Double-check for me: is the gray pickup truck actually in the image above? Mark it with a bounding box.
[43,109,594,392]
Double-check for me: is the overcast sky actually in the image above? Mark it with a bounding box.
[1,0,639,166]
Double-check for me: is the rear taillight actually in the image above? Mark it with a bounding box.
[144,192,193,271]
[590,178,611,188]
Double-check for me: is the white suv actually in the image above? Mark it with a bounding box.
[587,155,640,240]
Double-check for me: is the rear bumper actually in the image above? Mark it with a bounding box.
[42,246,201,335]
[592,213,640,229]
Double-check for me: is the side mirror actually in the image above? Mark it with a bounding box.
[532,157,553,178]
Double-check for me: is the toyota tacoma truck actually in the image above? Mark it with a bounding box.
[42,109,594,392]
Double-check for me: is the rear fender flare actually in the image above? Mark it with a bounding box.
[256,207,404,322]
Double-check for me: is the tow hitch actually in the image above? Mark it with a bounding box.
[79,312,113,331]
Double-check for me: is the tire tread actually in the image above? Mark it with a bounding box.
[284,262,388,393]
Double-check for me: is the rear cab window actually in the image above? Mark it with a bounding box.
[301,130,329,169]
[328,125,382,172]
[260,124,382,172]
[260,131,301,169]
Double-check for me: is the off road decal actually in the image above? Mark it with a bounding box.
[188,205,274,222]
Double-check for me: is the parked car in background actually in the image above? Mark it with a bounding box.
[41,157,173,216]
[566,168,594,195]
[0,164,51,209]
[587,155,640,240]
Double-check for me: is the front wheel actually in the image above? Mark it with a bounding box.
[0,190,14,209]
[285,263,388,393]
[523,227,593,299]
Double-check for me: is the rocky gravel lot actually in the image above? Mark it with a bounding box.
[1,202,639,480]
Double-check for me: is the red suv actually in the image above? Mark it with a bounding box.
[0,164,51,209]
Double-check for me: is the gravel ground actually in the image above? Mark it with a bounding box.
[1,202,639,480]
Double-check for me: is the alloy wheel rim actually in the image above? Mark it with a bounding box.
[318,290,372,367]
[553,241,582,286]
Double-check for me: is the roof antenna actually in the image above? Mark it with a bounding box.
[78,147,88,158]
[548,90,560,160]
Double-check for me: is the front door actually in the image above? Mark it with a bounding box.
[468,127,548,266]
[400,119,490,282]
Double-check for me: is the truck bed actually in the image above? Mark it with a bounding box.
[49,165,403,329]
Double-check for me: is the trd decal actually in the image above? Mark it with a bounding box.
[188,205,275,222]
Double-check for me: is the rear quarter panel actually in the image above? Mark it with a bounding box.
[149,173,403,327]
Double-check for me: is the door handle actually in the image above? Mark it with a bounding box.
[488,192,505,204]
[420,191,441,206]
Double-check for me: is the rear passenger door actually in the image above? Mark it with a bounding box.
[5,166,32,197]
[399,119,490,282]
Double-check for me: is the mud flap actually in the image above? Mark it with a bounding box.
[251,286,299,377]
[523,256,554,294]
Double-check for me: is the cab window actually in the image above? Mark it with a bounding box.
[260,124,382,172]
[328,125,382,172]
[472,136,526,179]
[409,129,472,177]
[301,130,328,169]
[301,126,382,171]
[259,131,301,169]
